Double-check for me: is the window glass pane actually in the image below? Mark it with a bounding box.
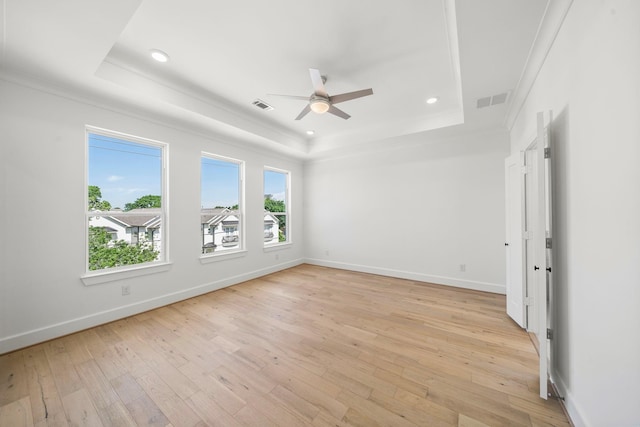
[264,169,288,243]
[201,156,242,254]
[88,216,162,270]
[88,134,162,210]
[87,132,164,272]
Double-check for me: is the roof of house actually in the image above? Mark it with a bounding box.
[201,208,233,226]
[92,208,278,228]
[93,208,162,228]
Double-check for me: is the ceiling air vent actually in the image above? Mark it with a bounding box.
[476,91,510,109]
[252,99,274,111]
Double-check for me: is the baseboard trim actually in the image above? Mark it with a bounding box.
[552,372,587,427]
[528,333,580,427]
[304,258,505,294]
[0,259,304,355]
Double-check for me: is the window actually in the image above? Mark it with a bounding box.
[264,167,289,245]
[201,154,243,255]
[86,129,166,273]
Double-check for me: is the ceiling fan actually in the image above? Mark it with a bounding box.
[269,68,373,120]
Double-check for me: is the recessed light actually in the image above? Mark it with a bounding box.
[306,130,315,136]
[150,49,169,63]
[426,97,439,104]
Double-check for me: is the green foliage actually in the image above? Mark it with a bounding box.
[88,185,112,211]
[88,226,158,271]
[264,194,285,213]
[124,195,161,211]
[265,194,287,241]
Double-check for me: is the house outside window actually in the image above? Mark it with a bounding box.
[264,167,290,245]
[86,128,166,273]
[201,154,244,255]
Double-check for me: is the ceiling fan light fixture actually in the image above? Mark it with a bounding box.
[310,98,330,114]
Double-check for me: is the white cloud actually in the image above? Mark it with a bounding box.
[107,175,124,182]
[269,191,286,201]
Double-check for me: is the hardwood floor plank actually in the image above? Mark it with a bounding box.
[508,395,570,426]
[61,388,104,427]
[311,410,353,427]
[43,343,83,398]
[135,371,202,427]
[124,394,171,427]
[110,372,146,405]
[341,406,382,427]
[0,396,33,427]
[270,384,320,423]
[374,367,429,399]
[22,345,67,425]
[337,389,417,427]
[177,362,246,415]
[260,362,347,420]
[458,413,492,427]
[97,400,137,426]
[244,393,311,427]
[185,390,243,427]
[0,350,27,406]
[0,265,569,426]
[233,404,280,427]
[75,359,120,410]
[368,388,453,427]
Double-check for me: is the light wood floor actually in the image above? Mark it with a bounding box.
[0,264,569,426]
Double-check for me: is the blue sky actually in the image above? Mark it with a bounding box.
[201,157,239,208]
[88,133,162,209]
[89,133,287,210]
[264,169,287,202]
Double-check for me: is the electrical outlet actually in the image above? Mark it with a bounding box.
[325,250,330,256]
[460,264,466,272]
[275,253,279,260]
[122,285,130,296]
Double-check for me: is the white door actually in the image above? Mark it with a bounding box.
[505,154,525,327]
[524,148,537,333]
[535,111,553,399]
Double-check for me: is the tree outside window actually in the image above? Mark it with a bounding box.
[86,130,165,272]
[264,168,289,244]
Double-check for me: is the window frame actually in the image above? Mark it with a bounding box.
[263,166,291,249]
[82,126,170,285]
[200,152,246,262]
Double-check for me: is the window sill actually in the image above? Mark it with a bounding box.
[81,262,173,286]
[263,242,292,252]
[200,249,248,264]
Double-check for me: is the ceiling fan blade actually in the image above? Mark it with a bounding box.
[267,94,309,101]
[295,104,312,120]
[309,68,328,97]
[328,105,351,120]
[329,88,374,105]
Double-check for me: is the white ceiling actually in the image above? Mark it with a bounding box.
[0,0,563,159]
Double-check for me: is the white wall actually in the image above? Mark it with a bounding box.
[304,130,509,293]
[510,1,640,425]
[0,80,304,354]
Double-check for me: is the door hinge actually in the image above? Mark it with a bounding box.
[544,147,551,159]
[547,328,553,340]
[524,297,532,306]
[546,237,552,249]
